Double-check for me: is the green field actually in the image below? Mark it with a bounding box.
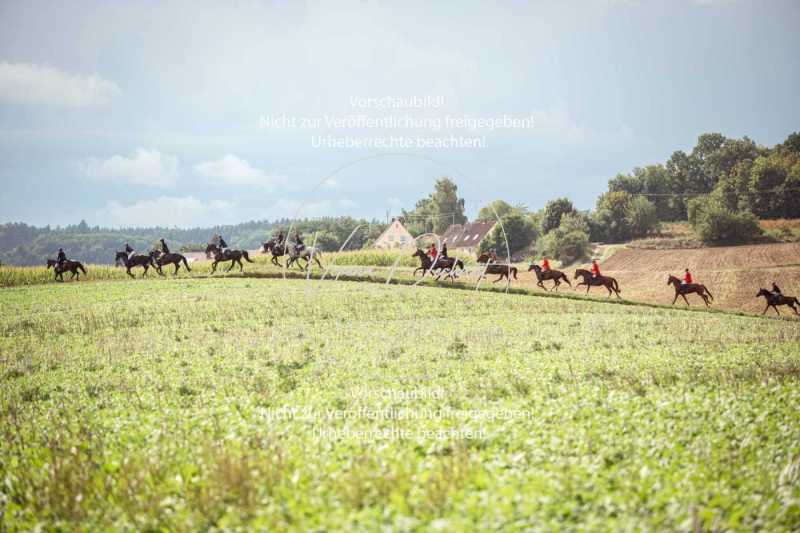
[1,277,799,530]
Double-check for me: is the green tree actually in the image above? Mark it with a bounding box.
[541,197,576,234]
[403,177,467,235]
[477,200,521,220]
[687,195,762,244]
[479,212,538,258]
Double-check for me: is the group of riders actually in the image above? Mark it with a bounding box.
[50,236,790,310]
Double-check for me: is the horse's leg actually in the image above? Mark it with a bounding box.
[763,302,770,315]
[126,267,134,278]
[773,305,780,316]
[239,258,245,272]
[672,292,679,305]
[537,280,546,290]
[174,263,179,275]
[681,294,690,306]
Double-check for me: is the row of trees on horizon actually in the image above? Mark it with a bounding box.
[1,131,797,266]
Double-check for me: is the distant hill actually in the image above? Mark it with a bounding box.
[0,217,387,266]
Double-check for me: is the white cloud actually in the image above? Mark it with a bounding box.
[82,148,178,187]
[194,154,284,189]
[269,198,333,219]
[0,61,120,108]
[98,196,234,228]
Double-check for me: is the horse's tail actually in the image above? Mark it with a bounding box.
[562,272,571,286]
[613,278,621,293]
[704,285,713,300]
[242,251,254,263]
[182,255,191,271]
[511,266,518,280]
[77,262,87,274]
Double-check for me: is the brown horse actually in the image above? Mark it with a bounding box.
[667,275,713,307]
[151,250,192,276]
[756,288,799,316]
[574,268,621,298]
[529,264,571,291]
[479,262,518,283]
[47,259,87,281]
[411,249,464,281]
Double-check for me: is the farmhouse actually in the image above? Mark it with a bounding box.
[440,219,496,253]
[373,219,416,249]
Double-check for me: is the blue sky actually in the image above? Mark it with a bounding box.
[0,0,798,228]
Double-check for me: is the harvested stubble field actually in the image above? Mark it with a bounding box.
[1,276,799,530]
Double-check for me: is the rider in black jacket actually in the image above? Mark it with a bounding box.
[56,248,67,266]
[160,238,170,255]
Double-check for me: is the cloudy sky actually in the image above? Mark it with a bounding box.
[0,0,798,228]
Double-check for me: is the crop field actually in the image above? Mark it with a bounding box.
[1,276,799,530]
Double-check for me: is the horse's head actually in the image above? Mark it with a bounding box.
[412,248,425,258]
[114,250,127,265]
[476,253,489,264]
[574,268,587,280]
[529,264,540,272]
[756,288,770,298]
[667,275,680,286]
[46,259,55,269]
[262,241,271,253]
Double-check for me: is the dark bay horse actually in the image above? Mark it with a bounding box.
[261,239,287,267]
[756,288,799,316]
[151,250,191,276]
[529,264,571,291]
[667,275,713,307]
[47,259,87,281]
[207,244,254,273]
[574,268,621,298]
[412,249,465,281]
[115,251,157,278]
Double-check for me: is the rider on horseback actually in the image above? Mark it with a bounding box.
[441,243,448,259]
[124,242,135,260]
[542,257,551,272]
[56,248,67,267]
[591,259,601,279]
[218,236,229,257]
[429,243,438,261]
[160,238,170,255]
[772,282,782,297]
[294,231,305,254]
[277,229,285,245]
[682,268,692,286]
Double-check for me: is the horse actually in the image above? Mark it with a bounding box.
[756,288,799,316]
[667,275,713,307]
[529,264,571,291]
[479,262,518,283]
[411,249,464,281]
[46,259,86,281]
[150,250,191,276]
[207,243,254,273]
[115,251,157,278]
[261,239,287,267]
[286,246,324,271]
[574,268,621,298]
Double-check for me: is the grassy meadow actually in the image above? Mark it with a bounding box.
[1,276,799,530]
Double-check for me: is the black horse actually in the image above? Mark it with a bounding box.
[47,259,87,281]
[115,251,157,278]
[411,249,464,281]
[529,264,571,291]
[262,238,288,267]
[479,262,518,283]
[150,249,192,276]
[206,243,254,273]
[756,288,799,316]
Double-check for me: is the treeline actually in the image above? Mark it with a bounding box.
[480,131,800,262]
[0,217,387,266]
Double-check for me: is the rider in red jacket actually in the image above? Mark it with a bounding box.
[591,259,601,278]
[429,243,438,260]
[682,268,693,285]
[542,258,551,271]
